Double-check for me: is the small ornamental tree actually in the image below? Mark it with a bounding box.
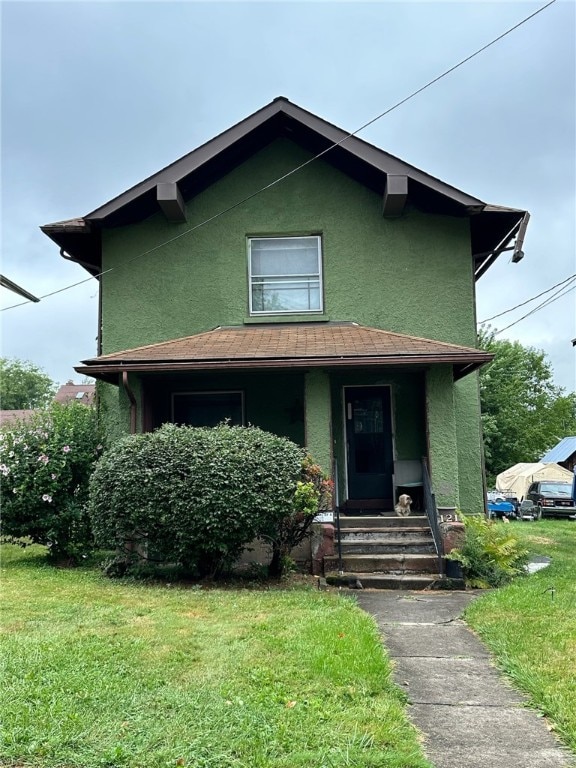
[266,456,333,577]
[0,402,102,560]
[88,423,319,578]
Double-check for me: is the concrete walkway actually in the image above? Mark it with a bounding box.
[355,591,574,768]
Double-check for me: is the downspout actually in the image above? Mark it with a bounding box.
[122,371,137,434]
[97,274,102,356]
[60,245,102,354]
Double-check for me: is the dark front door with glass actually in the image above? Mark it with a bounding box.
[345,386,393,503]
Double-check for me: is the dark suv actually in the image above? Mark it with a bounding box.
[520,481,575,520]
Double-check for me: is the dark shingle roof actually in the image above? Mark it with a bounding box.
[77,322,492,381]
[0,410,36,427]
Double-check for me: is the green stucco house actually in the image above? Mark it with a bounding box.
[42,97,528,521]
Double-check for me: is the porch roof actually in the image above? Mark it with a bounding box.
[77,322,493,381]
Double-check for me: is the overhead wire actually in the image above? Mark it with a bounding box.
[492,278,576,335]
[478,272,576,324]
[1,0,558,314]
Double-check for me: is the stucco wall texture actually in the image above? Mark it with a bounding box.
[101,138,475,352]
[99,137,485,511]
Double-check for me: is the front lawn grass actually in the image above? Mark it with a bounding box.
[464,520,576,752]
[0,545,431,768]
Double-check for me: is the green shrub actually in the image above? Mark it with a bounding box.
[88,423,309,578]
[446,514,529,588]
[0,403,101,560]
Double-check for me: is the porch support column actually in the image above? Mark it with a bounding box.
[304,370,332,475]
[425,365,460,509]
[119,372,143,434]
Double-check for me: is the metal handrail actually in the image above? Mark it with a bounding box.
[333,457,344,574]
[422,458,444,574]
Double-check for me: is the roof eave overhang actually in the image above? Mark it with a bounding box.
[40,98,529,280]
[83,98,484,221]
[472,210,530,280]
[76,352,493,382]
[40,220,101,277]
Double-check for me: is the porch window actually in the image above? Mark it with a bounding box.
[248,236,323,314]
[172,391,244,428]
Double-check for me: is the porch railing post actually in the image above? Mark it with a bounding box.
[422,457,444,574]
[333,457,343,575]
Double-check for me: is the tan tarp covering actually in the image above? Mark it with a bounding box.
[496,462,573,500]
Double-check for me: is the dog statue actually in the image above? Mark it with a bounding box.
[395,493,413,517]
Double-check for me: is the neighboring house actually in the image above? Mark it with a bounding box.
[0,410,36,428]
[41,97,529,516]
[54,380,95,406]
[0,382,95,430]
[540,437,576,472]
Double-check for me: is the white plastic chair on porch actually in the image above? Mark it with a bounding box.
[393,460,423,510]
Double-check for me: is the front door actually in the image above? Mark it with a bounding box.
[345,386,393,502]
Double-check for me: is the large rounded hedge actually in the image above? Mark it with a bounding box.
[88,423,306,577]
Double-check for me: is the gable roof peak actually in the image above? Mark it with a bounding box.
[41,96,528,280]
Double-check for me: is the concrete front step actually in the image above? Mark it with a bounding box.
[325,571,440,590]
[338,515,428,529]
[340,528,433,542]
[324,553,440,575]
[340,539,436,555]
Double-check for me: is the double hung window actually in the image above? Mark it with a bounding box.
[248,236,323,314]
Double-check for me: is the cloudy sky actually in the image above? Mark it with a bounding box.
[1,0,575,391]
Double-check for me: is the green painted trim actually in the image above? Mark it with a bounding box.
[243,315,330,324]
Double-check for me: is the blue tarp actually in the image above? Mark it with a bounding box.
[487,500,515,517]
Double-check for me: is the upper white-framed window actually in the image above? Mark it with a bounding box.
[248,235,323,315]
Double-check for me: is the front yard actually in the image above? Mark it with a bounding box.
[4,521,575,766]
[464,520,576,752]
[0,545,431,768]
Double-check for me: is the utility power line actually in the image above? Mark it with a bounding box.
[1,0,557,314]
[493,279,575,336]
[478,273,576,324]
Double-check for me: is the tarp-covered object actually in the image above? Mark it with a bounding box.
[496,462,573,500]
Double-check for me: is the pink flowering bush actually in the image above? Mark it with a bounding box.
[0,402,102,560]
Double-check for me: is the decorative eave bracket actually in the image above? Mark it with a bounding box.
[156,182,187,223]
[382,174,408,218]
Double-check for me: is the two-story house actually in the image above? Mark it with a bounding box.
[42,97,528,522]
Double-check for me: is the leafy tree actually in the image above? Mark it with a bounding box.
[0,402,102,560]
[0,358,56,409]
[479,329,576,483]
